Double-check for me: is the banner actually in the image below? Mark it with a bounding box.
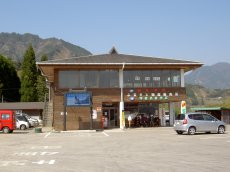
[181,101,186,114]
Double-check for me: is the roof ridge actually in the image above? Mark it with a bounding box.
[109,46,118,54]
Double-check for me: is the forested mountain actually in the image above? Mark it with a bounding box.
[185,62,230,89]
[185,62,230,107]
[1,32,229,106]
[0,32,91,63]
[0,54,21,102]
[186,84,230,108]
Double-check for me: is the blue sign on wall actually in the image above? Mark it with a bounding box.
[65,92,92,107]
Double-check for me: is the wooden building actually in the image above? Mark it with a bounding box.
[0,102,44,120]
[37,47,202,130]
[191,107,230,124]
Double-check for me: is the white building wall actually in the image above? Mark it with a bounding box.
[181,69,185,87]
[169,102,175,126]
[119,69,124,129]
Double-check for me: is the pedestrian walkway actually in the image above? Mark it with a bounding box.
[39,124,230,133]
[39,127,53,133]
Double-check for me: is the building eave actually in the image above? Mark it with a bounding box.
[37,62,203,65]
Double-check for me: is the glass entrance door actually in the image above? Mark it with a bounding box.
[103,107,119,128]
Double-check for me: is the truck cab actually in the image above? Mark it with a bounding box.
[0,110,16,133]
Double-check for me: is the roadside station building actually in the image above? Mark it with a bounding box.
[37,47,202,130]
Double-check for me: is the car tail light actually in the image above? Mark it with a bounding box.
[183,119,188,125]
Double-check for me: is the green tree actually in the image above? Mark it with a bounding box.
[36,54,48,102]
[20,45,38,102]
[40,54,48,61]
[0,55,21,102]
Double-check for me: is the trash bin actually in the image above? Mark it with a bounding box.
[34,127,42,133]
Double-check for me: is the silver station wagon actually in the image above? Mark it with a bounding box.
[174,112,226,135]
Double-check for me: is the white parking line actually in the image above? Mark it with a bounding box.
[31,146,62,150]
[44,132,52,138]
[200,136,230,140]
[13,152,59,156]
[32,160,55,165]
[102,131,109,137]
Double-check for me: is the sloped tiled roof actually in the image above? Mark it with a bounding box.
[37,53,201,65]
[36,48,203,82]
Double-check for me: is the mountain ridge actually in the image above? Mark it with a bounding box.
[0,32,91,63]
[185,62,230,89]
[1,32,229,90]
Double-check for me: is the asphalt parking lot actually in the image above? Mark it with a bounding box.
[1,127,230,172]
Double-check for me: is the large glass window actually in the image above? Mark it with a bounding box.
[124,71,142,88]
[59,70,118,89]
[59,71,79,89]
[80,71,98,88]
[124,71,133,88]
[142,71,152,87]
[162,70,171,87]
[171,70,181,87]
[133,71,142,88]
[99,70,119,88]
[152,70,161,87]
[109,71,119,88]
[123,70,181,88]
[99,70,111,88]
[59,69,181,89]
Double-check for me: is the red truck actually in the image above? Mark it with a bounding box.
[0,110,16,133]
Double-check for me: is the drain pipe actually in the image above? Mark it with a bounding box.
[121,63,125,102]
[119,63,125,129]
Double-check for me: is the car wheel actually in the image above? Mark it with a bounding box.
[188,127,196,135]
[3,127,10,134]
[218,125,225,134]
[20,124,27,130]
[176,131,183,135]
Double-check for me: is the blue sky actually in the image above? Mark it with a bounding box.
[1,0,229,65]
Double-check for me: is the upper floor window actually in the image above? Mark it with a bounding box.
[80,71,98,88]
[58,70,119,89]
[123,70,181,88]
[99,70,119,88]
[59,69,181,89]
[171,70,181,87]
[162,70,171,87]
[59,71,79,88]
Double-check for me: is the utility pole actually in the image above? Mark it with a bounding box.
[63,94,67,131]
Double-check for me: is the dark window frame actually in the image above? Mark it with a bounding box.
[59,70,119,89]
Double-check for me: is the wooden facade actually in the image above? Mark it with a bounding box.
[37,48,202,130]
[52,87,187,130]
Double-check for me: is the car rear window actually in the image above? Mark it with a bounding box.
[175,114,185,120]
[16,116,28,122]
[188,114,204,120]
[188,114,194,119]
